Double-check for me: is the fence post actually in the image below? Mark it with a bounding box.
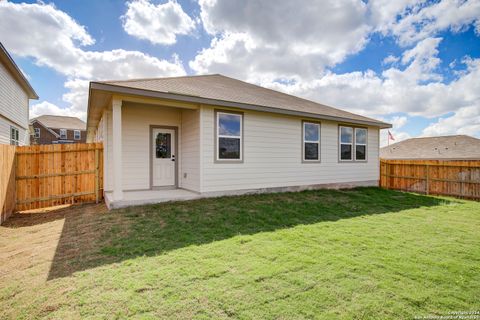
[95,146,99,204]
[425,164,429,195]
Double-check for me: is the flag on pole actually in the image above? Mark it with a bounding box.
[388,130,395,146]
[388,130,395,141]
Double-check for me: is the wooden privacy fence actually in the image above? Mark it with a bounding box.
[1,145,16,224]
[14,143,103,211]
[380,159,480,200]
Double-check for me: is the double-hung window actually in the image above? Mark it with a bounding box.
[355,128,367,161]
[216,111,243,161]
[74,130,81,140]
[339,126,368,161]
[60,129,67,139]
[10,126,19,145]
[303,122,320,161]
[34,127,40,138]
[339,126,353,161]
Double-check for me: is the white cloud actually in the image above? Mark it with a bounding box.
[391,116,408,130]
[382,55,399,65]
[122,0,196,45]
[190,0,479,142]
[0,1,94,75]
[0,1,186,119]
[370,0,480,46]
[422,105,480,137]
[30,101,85,120]
[3,0,480,141]
[190,0,480,140]
[266,38,480,126]
[191,0,371,81]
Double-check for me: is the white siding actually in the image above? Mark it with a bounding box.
[0,116,28,145]
[200,106,379,193]
[100,101,380,197]
[97,111,114,192]
[180,109,200,192]
[120,103,182,191]
[0,61,29,145]
[102,103,202,193]
[95,114,105,142]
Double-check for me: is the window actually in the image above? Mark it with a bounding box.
[34,127,40,138]
[10,126,19,145]
[216,111,242,161]
[355,128,367,161]
[155,133,171,158]
[60,129,67,139]
[339,126,368,161]
[303,122,320,161]
[339,126,353,161]
[74,130,81,140]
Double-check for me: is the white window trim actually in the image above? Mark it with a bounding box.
[74,130,81,140]
[302,121,320,162]
[339,126,353,161]
[216,111,243,161]
[354,128,368,161]
[59,129,67,139]
[34,127,40,138]
[10,126,19,146]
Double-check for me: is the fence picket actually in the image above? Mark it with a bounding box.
[13,143,103,211]
[380,159,480,200]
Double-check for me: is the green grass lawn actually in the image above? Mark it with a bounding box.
[1,187,479,319]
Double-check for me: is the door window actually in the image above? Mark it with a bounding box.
[155,133,171,158]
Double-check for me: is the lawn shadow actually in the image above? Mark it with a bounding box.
[8,187,452,280]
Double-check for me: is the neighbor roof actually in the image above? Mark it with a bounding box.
[0,42,38,99]
[89,74,391,129]
[380,135,480,160]
[31,115,86,130]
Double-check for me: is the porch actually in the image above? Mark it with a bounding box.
[87,90,202,208]
[104,188,201,209]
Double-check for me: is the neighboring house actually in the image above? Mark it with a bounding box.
[30,115,87,144]
[380,135,480,160]
[87,74,391,208]
[0,42,38,145]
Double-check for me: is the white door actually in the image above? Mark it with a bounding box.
[152,128,176,187]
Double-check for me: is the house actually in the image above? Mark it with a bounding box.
[380,135,480,160]
[86,74,391,208]
[0,42,38,145]
[30,115,87,144]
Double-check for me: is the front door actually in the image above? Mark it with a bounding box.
[152,128,176,187]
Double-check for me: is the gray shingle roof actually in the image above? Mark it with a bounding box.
[380,135,480,160]
[31,115,86,130]
[97,74,390,128]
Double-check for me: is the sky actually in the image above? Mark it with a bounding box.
[0,0,479,146]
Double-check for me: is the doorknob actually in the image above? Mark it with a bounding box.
[172,155,175,161]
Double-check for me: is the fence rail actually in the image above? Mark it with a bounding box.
[380,159,480,200]
[14,143,103,211]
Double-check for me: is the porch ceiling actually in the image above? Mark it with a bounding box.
[86,84,200,141]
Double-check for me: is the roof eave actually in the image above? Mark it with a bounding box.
[89,82,392,129]
[0,43,38,100]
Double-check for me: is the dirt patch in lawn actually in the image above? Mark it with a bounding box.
[0,203,132,283]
